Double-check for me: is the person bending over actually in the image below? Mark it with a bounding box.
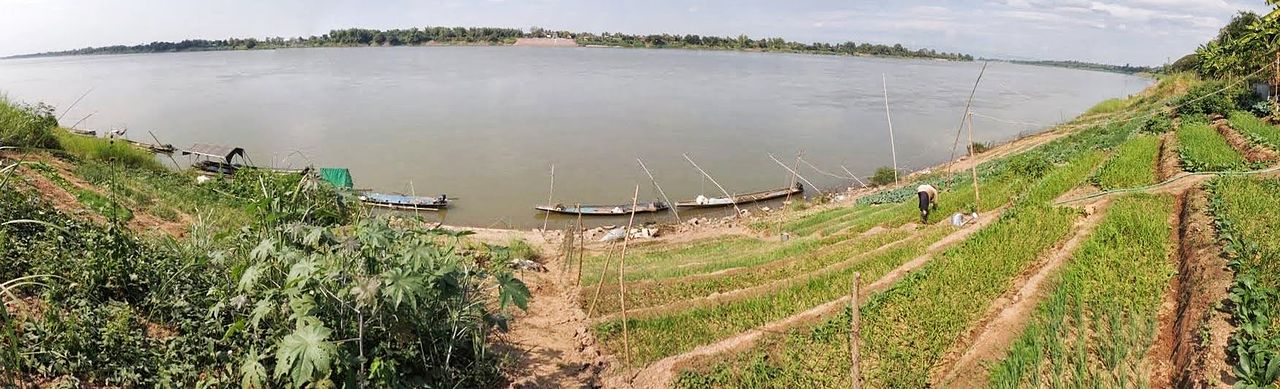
[917,184,938,223]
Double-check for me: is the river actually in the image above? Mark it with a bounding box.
[0,47,1150,228]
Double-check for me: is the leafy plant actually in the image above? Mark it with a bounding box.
[870,167,897,186]
[1178,122,1249,172]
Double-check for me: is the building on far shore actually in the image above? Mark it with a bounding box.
[513,38,579,48]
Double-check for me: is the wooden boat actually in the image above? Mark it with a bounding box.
[359,192,450,210]
[535,202,668,215]
[193,160,244,175]
[123,139,176,154]
[675,184,803,208]
[68,128,96,136]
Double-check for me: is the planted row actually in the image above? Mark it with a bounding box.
[988,194,1174,387]
[596,225,954,366]
[1229,110,1280,150]
[582,228,913,317]
[1178,122,1248,172]
[1208,177,1280,386]
[1092,135,1161,190]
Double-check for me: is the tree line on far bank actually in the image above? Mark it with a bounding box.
[5,26,972,61]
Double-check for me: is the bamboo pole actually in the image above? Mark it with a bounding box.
[883,74,899,184]
[850,272,862,389]
[586,242,615,318]
[618,185,641,374]
[967,113,981,212]
[840,165,869,188]
[948,62,989,169]
[637,159,680,222]
[768,153,823,197]
[542,164,554,231]
[576,204,585,287]
[682,154,743,216]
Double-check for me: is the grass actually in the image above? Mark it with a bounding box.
[1085,98,1127,115]
[1229,110,1280,150]
[52,129,165,171]
[582,228,914,317]
[579,236,772,284]
[0,96,58,149]
[596,225,954,366]
[1092,135,1161,190]
[988,194,1174,388]
[1177,122,1248,172]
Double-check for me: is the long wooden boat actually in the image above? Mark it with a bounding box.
[123,139,176,154]
[535,202,668,215]
[675,184,803,208]
[359,192,450,210]
[193,160,244,175]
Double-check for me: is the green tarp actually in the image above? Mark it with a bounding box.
[319,167,353,189]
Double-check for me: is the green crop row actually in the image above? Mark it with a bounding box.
[579,236,770,284]
[595,226,954,366]
[1092,135,1161,190]
[676,205,1079,388]
[1229,110,1280,150]
[674,149,1101,387]
[1178,122,1248,172]
[1207,177,1280,386]
[582,228,914,317]
[987,194,1174,388]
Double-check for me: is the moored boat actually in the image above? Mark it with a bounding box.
[675,183,803,208]
[534,202,668,215]
[360,192,450,210]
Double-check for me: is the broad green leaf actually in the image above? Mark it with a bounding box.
[251,239,275,261]
[496,273,530,311]
[240,348,267,389]
[273,319,335,387]
[238,264,263,293]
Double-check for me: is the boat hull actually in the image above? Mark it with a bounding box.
[535,202,668,215]
[675,185,803,208]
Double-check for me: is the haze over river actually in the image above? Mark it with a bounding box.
[0,47,1150,227]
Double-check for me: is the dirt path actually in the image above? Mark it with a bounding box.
[494,229,606,388]
[1214,119,1279,163]
[935,199,1111,386]
[606,209,1004,389]
[1151,187,1235,388]
[1158,131,1181,181]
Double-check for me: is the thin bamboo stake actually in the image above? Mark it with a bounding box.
[840,165,869,188]
[768,153,823,197]
[948,62,989,169]
[682,154,743,216]
[586,242,616,318]
[883,74,899,184]
[618,185,641,375]
[542,164,554,231]
[850,272,862,389]
[575,204,585,287]
[637,159,680,222]
[967,113,981,212]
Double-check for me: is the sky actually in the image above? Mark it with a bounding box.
[0,0,1272,65]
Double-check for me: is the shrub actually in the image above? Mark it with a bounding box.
[870,167,897,186]
[1139,113,1173,134]
[971,142,991,154]
[0,97,59,149]
[1007,152,1051,179]
[1176,80,1247,117]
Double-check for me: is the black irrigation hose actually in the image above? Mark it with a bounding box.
[1054,164,1280,205]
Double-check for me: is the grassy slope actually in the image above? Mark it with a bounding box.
[1093,135,1160,190]
[1178,122,1247,172]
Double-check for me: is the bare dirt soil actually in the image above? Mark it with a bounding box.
[1214,120,1279,163]
[1152,187,1235,388]
[1158,131,1182,181]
